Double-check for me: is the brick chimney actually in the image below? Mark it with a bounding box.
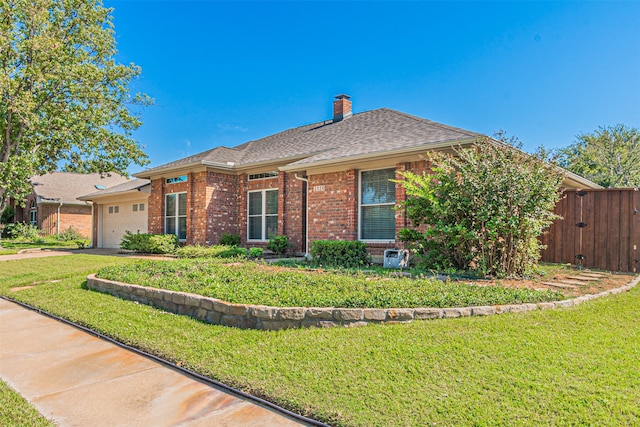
[333,94,352,122]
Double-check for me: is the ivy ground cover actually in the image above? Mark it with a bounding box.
[1,255,638,426]
[97,258,563,308]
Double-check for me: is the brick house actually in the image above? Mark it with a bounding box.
[12,172,129,238]
[133,95,599,257]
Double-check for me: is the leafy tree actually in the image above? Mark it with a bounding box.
[397,138,563,277]
[0,0,151,233]
[555,124,639,188]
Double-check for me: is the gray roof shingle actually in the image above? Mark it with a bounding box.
[135,108,480,177]
[31,172,130,204]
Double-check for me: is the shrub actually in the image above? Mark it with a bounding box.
[8,222,41,242]
[57,226,84,241]
[248,247,264,258]
[175,244,247,259]
[1,206,14,224]
[397,139,563,277]
[75,239,90,249]
[1,222,15,239]
[310,240,371,268]
[120,231,178,254]
[267,234,292,255]
[219,232,241,246]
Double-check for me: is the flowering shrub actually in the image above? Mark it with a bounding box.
[397,139,563,277]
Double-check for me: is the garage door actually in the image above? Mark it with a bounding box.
[101,201,148,248]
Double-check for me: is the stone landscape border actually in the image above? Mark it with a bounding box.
[86,274,640,331]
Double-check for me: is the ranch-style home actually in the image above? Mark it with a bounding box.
[11,172,129,238]
[85,95,600,255]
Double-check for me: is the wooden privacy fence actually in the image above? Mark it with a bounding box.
[540,188,640,273]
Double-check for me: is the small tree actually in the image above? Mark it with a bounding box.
[397,138,563,277]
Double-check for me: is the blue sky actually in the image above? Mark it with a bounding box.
[106,1,640,173]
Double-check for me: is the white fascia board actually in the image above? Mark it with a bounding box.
[279,138,478,172]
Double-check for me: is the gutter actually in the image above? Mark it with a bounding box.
[57,201,63,234]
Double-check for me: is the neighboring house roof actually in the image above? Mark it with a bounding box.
[78,179,151,201]
[134,108,480,178]
[31,172,130,205]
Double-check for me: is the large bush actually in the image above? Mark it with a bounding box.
[310,240,371,268]
[397,139,563,277]
[120,231,178,254]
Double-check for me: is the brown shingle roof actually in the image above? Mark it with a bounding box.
[31,172,129,205]
[134,108,480,177]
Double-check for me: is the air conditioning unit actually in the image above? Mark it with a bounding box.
[383,249,410,269]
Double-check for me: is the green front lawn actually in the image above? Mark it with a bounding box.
[1,255,638,426]
[97,258,563,308]
[0,380,55,427]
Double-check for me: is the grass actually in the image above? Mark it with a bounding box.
[97,258,564,308]
[1,255,638,426]
[0,238,78,255]
[0,380,55,427]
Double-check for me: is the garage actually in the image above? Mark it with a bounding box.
[78,180,150,249]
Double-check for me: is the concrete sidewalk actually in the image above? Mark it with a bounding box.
[0,248,173,262]
[0,298,311,427]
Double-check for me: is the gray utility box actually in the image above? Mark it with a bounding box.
[383,249,410,269]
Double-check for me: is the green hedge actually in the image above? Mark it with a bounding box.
[120,231,178,254]
[175,244,247,259]
[310,240,371,268]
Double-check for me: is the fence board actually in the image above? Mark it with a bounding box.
[541,188,639,272]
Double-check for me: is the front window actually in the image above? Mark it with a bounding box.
[165,193,187,241]
[248,189,278,240]
[360,168,396,240]
[29,200,37,226]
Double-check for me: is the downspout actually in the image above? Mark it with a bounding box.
[57,201,63,235]
[89,202,95,248]
[294,174,309,258]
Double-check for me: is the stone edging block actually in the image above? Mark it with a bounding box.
[86,274,640,331]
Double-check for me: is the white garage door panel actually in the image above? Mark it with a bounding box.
[102,202,148,248]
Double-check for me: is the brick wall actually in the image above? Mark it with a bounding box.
[147,179,164,235]
[204,171,239,244]
[307,170,358,242]
[283,173,305,254]
[59,205,92,237]
[35,203,91,236]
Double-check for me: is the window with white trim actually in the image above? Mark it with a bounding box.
[360,168,396,240]
[248,189,278,240]
[29,200,37,226]
[165,193,187,241]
